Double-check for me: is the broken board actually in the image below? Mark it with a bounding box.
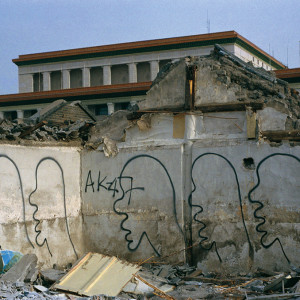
[54,252,140,297]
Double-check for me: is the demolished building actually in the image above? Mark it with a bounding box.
[0,45,299,277]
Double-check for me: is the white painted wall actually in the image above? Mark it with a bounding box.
[81,112,300,273]
[0,144,84,268]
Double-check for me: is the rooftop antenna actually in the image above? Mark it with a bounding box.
[206,10,210,33]
[299,41,300,66]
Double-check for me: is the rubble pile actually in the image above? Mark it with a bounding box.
[0,119,94,143]
[197,45,300,128]
[1,251,299,299]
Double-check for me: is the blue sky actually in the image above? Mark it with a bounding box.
[0,0,299,94]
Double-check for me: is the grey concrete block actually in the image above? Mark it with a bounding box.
[1,254,37,283]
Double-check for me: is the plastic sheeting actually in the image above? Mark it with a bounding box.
[0,250,23,273]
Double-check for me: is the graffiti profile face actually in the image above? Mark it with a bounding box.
[28,157,77,259]
[188,152,251,262]
[0,155,33,249]
[113,154,184,257]
[248,153,300,264]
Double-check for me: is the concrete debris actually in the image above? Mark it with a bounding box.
[0,256,299,299]
[0,118,94,143]
[103,137,119,157]
[88,110,132,145]
[1,254,37,283]
[40,269,66,284]
[24,267,38,283]
[140,44,300,134]
[137,113,151,131]
[30,99,96,125]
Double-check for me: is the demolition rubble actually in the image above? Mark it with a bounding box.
[0,45,299,299]
[0,45,299,148]
[0,252,299,299]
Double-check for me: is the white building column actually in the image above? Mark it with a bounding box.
[0,112,4,119]
[17,110,24,119]
[62,69,70,89]
[150,60,159,81]
[107,102,115,115]
[103,65,111,85]
[82,67,90,87]
[42,71,51,91]
[128,63,137,83]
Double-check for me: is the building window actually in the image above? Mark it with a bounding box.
[51,71,62,90]
[33,73,43,92]
[88,104,108,116]
[115,102,130,111]
[137,62,151,82]
[70,69,83,88]
[111,65,129,85]
[24,109,38,118]
[90,67,103,87]
[95,104,108,115]
[4,111,17,121]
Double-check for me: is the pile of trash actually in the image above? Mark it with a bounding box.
[0,250,299,299]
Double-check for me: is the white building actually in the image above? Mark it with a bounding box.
[0,30,288,120]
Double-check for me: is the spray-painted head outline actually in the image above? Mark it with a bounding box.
[248,153,300,264]
[113,154,185,257]
[188,152,251,262]
[28,157,78,259]
[0,154,34,249]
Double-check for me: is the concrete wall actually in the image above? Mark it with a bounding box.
[90,67,103,87]
[81,113,300,273]
[0,144,84,268]
[19,74,33,93]
[137,62,151,82]
[70,69,83,88]
[111,64,129,85]
[82,145,185,263]
[50,71,62,90]
[17,45,234,92]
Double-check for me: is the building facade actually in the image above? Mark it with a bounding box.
[0,31,290,120]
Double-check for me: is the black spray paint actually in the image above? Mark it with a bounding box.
[28,157,78,259]
[248,153,300,264]
[188,153,252,262]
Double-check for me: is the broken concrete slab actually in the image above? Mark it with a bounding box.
[24,267,38,283]
[40,269,66,284]
[1,254,37,283]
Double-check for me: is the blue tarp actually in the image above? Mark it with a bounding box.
[0,250,23,273]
